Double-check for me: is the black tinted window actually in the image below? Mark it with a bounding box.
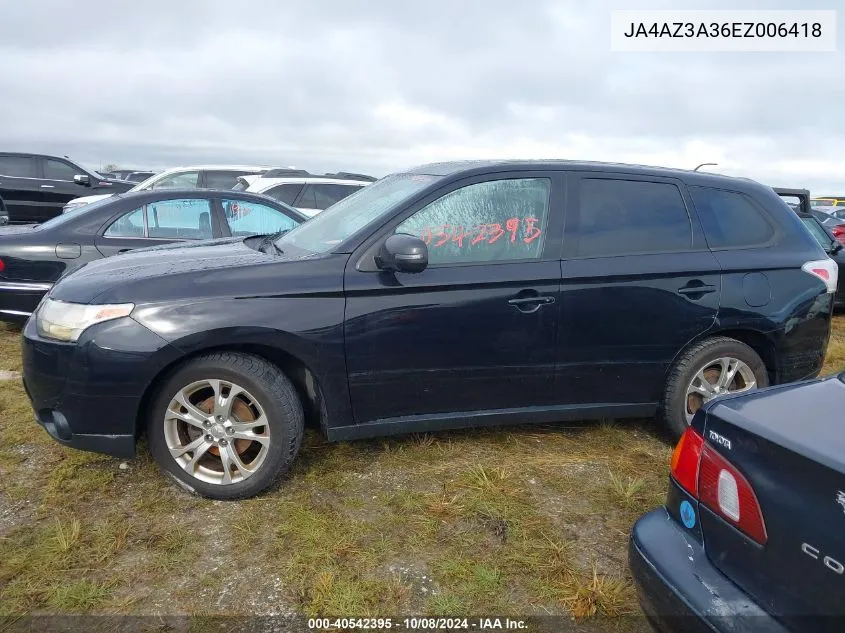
[265,183,303,206]
[44,159,81,181]
[297,183,363,210]
[203,170,255,189]
[570,179,692,257]
[689,187,775,249]
[0,155,37,178]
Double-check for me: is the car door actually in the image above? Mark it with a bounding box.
[343,172,564,426]
[557,173,721,409]
[38,157,94,220]
[0,155,40,223]
[95,198,216,257]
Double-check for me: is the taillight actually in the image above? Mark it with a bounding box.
[0,257,4,273]
[832,224,845,244]
[802,259,839,294]
[669,428,768,544]
[699,445,768,544]
[670,427,704,496]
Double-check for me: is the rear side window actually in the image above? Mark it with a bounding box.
[0,155,37,178]
[264,183,303,206]
[569,179,692,257]
[204,170,254,189]
[689,187,775,249]
[297,183,363,210]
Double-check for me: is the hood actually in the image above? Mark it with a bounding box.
[49,237,319,304]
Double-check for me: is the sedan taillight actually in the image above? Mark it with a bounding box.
[670,427,768,545]
[832,224,845,244]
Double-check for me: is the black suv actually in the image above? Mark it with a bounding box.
[22,160,837,500]
[0,152,134,223]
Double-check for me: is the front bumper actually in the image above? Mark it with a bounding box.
[22,314,183,458]
[0,281,52,323]
[630,508,788,633]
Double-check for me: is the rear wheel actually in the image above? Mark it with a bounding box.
[661,337,768,439]
[147,352,303,500]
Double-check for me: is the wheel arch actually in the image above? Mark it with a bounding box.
[135,342,329,441]
[671,327,778,385]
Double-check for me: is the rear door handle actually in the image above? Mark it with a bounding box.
[678,284,717,296]
[40,185,55,188]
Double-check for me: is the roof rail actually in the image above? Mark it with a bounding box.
[323,172,377,182]
[262,168,313,178]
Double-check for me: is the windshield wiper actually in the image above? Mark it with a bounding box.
[257,229,288,255]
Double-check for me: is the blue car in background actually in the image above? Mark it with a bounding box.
[630,372,845,633]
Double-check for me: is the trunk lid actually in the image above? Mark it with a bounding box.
[700,376,845,629]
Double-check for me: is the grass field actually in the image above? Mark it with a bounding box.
[0,316,843,625]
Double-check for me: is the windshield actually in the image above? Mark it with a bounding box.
[36,196,119,230]
[276,173,440,253]
[811,199,835,208]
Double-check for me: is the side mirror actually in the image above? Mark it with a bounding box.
[73,174,91,187]
[830,240,843,256]
[376,233,428,273]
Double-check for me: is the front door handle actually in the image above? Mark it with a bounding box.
[40,185,54,189]
[678,284,717,296]
[508,293,555,313]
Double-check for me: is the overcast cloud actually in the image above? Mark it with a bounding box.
[0,0,842,192]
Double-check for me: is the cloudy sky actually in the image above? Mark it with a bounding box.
[0,0,842,192]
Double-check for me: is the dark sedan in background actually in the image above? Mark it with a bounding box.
[630,371,845,633]
[0,189,306,322]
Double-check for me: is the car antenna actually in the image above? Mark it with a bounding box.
[693,162,718,171]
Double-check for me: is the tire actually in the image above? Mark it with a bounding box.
[147,352,303,500]
[660,337,769,439]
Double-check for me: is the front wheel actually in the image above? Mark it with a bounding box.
[660,337,769,439]
[147,352,303,500]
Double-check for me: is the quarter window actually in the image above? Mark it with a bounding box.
[0,156,37,178]
[204,171,254,189]
[44,159,81,181]
[569,179,692,257]
[395,178,551,265]
[689,187,775,249]
[222,199,301,236]
[104,207,145,237]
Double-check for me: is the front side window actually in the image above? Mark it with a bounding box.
[104,206,145,237]
[150,171,200,190]
[689,186,775,249]
[222,199,301,236]
[298,183,363,210]
[43,159,82,181]
[264,183,304,206]
[146,198,213,239]
[0,156,37,178]
[569,179,692,258]
[395,178,551,265]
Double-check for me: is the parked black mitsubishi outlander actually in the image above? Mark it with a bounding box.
[21,161,837,499]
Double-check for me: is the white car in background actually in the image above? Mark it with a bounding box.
[61,165,276,212]
[238,169,375,217]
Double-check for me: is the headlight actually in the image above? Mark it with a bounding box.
[36,298,134,342]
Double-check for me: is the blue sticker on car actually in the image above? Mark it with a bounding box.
[680,500,696,529]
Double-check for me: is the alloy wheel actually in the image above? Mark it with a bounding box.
[163,379,271,485]
[684,357,757,424]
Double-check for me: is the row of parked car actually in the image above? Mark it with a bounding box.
[2,153,844,630]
